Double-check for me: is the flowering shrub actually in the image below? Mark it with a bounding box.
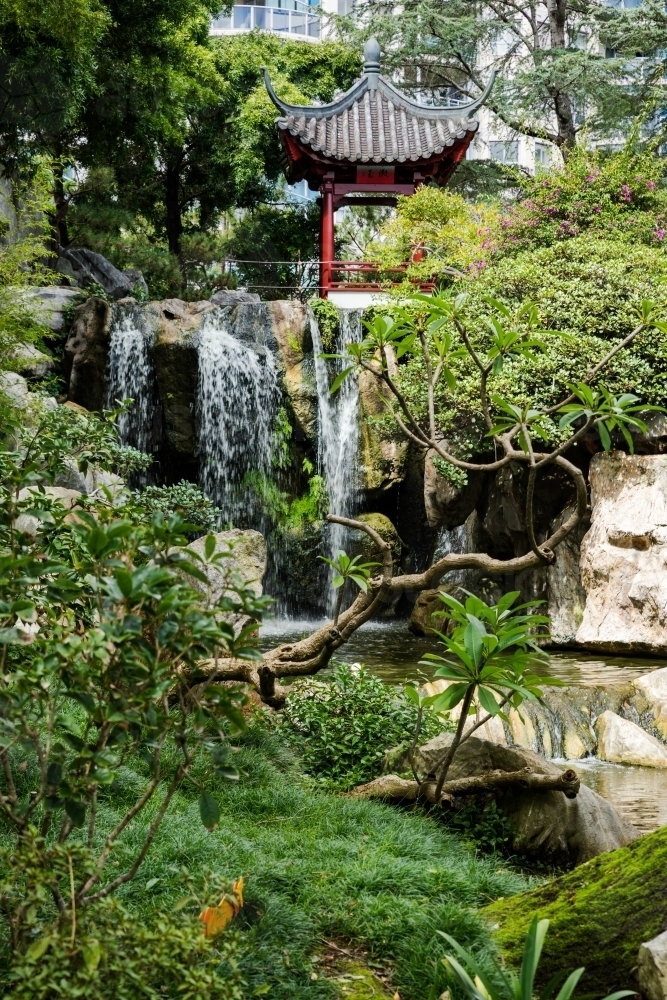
[487,144,667,257]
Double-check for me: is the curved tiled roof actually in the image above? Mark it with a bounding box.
[263,40,494,165]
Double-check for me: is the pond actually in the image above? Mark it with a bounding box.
[260,617,667,835]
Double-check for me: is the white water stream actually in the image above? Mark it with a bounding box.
[106,302,159,463]
[197,310,280,525]
[311,308,362,554]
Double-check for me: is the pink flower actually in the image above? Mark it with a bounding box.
[647,181,657,191]
[655,228,665,240]
[621,184,632,203]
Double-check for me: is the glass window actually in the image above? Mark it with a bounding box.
[489,140,519,163]
[233,5,251,28]
[535,143,551,167]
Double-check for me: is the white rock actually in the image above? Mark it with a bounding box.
[596,710,667,768]
[0,371,30,404]
[21,287,82,331]
[635,667,667,740]
[639,930,667,1000]
[576,452,667,654]
[15,487,83,537]
[13,343,54,377]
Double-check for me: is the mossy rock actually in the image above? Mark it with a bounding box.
[349,513,402,568]
[481,825,667,997]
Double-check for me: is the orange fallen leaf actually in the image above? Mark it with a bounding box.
[199,877,244,937]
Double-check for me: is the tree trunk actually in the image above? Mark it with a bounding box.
[350,767,581,803]
[52,161,69,250]
[546,0,578,155]
[165,157,183,263]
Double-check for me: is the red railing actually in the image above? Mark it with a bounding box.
[324,260,435,293]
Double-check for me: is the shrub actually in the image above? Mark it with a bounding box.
[129,480,222,534]
[487,143,667,258]
[280,664,443,789]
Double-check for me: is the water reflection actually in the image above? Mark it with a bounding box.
[260,617,666,686]
[561,758,667,835]
[260,617,667,833]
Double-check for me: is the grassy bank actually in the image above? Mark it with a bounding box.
[95,725,531,1000]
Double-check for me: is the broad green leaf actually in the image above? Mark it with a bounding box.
[204,534,216,559]
[199,792,220,830]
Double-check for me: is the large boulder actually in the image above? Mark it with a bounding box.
[182,529,267,632]
[577,452,667,653]
[635,666,667,740]
[64,296,112,412]
[402,733,637,867]
[483,825,667,996]
[639,930,667,1000]
[596,710,667,768]
[21,286,82,331]
[57,247,148,300]
[210,289,260,306]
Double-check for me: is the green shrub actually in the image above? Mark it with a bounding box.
[280,664,443,789]
[129,480,222,534]
[2,900,243,1000]
[309,298,340,353]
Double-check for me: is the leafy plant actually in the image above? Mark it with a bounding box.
[280,664,441,790]
[129,480,222,535]
[0,400,268,965]
[440,916,634,1000]
[310,298,340,354]
[420,592,557,801]
[443,799,517,856]
[318,550,380,624]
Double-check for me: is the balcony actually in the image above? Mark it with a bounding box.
[210,2,321,41]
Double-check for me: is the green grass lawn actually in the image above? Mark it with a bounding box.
[97,725,531,1000]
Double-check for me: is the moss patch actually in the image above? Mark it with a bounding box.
[481,826,667,996]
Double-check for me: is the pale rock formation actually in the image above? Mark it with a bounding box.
[576,452,667,654]
[22,286,82,331]
[12,342,55,378]
[639,930,667,1000]
[635,666,667,740]
[596,710,667,768]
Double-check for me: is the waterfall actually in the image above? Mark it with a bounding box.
[433,523,468,585]
[311,308,362,553]
[197,309,279,526]
[106,302,160,467]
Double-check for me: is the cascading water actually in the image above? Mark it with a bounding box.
[432,523,468,585]
[197,309,280,527]
[106,301,160,474]
[310,307,362,612]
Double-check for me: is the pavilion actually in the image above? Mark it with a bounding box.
[264,37,495,303]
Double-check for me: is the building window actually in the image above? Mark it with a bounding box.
[489,140,519,164]
[535,143,551,168]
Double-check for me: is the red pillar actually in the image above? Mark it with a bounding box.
[319,175,335,298]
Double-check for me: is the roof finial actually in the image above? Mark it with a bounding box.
[364,37,381,75]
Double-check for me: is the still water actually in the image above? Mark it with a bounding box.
[260,617,667,834]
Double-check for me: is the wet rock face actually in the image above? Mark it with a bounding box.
[577,452,667,654]
[358,367,408,497]
[63,297,112,412]
[547,503,590,647]
[423,449,483,530]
